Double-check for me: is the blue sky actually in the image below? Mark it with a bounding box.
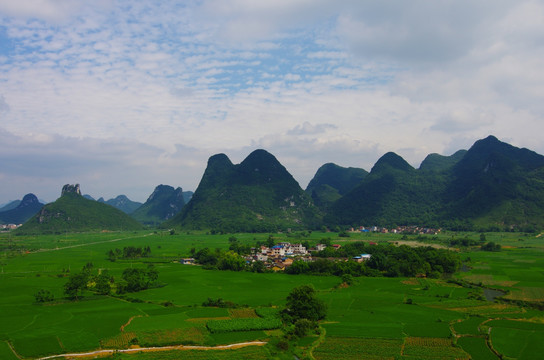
[1,0,543,204]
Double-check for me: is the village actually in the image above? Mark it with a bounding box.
[179,225,442,270]
[0,223,22,231]
[245,240,375,271]
[180,240,373,271]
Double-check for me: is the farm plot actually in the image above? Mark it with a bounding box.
[207,318,282,333]
[314,337,402,360]
[401,337,470,359]
[453,316,486,336]
[321,278,461,339]
[0,341,18,360]
[457,337,498,360]
[488,320,544,360]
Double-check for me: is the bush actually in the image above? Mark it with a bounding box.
[294,319,314,337]
[34,289,54,303]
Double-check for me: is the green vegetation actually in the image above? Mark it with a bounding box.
[0,229,543,359]
[282,284,327,323]
[207,318,282,333]
[166,150,322,232]
[130,185,185,225]
[305,163,368,210]
[107,245,152,261]
[325,135,544,231]
[16,191,143,234]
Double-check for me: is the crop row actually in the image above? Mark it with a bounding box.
[255,307,280,319]
[229,308,258,318]
[207,317,282,333]
[314,337,402,358]
[404,337,451,347]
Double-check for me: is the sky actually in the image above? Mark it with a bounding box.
[1,0,543,204]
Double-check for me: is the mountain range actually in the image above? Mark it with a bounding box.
[98,195,142,214]
[9,135,544,233]
[325,136,544,231]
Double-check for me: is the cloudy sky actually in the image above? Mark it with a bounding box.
[1,0,543,204]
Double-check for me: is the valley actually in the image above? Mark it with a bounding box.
[1,230,543,359]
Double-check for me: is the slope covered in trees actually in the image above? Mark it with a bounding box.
[131,185,185,225]
[325,136,544,231]
[306,163,368,210]
[17,185,143,234]
[166,150,321,232]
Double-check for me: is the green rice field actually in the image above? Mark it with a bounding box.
[1,230,543,359]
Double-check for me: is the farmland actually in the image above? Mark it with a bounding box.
[0,230,543,359]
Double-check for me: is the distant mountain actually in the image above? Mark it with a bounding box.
[419,150,467,172]
[306,163,368,210]
[443,135,544,230]
[325,152,444,227]
[0,194,43,224]
[325,136,544,231]
[17,184,142,234]
[0,200,21,212]
[182,191,193,204]
[166,149,322,232]
[131,185,185,225]
[98,195,142,214]
[83,194,95,201]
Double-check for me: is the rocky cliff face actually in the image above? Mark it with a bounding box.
[61,184,81,196]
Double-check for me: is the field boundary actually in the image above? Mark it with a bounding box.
[36,340,267,359]
[6,340,22,359]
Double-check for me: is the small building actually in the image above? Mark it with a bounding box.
[271,245,285,257]
[180,258,195,265]
[316,244,327,251]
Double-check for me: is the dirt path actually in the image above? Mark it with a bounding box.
[36,341,267,360]
[120,315,144,332]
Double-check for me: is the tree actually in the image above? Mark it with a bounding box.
[293,318,314,337]
[95,271,112,295]
[217,251,246,271]
[122,268,148,292]
[282,284,327,323]
[64,272,88,300]
[34,289,54,303]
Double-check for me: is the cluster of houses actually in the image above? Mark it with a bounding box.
[245,242,371,271]
[0,224,21,231]
[354,225,441,235]
[179,241,372,271]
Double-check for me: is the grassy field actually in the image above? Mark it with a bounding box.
[0,230,543,359]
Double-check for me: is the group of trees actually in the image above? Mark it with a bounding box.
[60,263,159,300]
[481,241,502,252]
[289,242,460,278]
[107,246,151,261]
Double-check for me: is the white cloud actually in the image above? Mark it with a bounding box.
[0,0,544,203]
